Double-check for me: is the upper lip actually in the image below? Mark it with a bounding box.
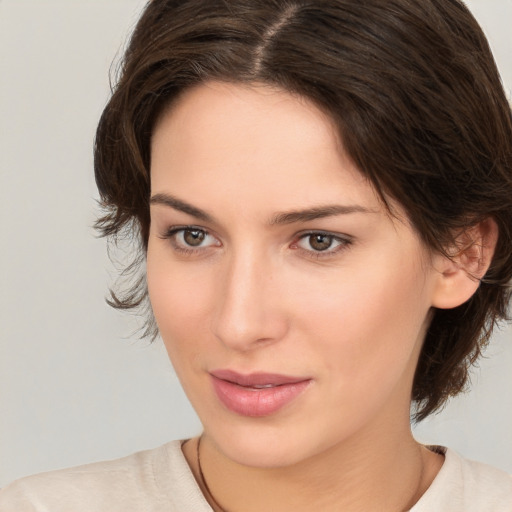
[210,369,311,387]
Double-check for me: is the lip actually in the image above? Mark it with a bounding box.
[210,370,312,417]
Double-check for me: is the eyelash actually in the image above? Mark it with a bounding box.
[159,226,220,256]
[159,226,353,259]
[292,231,353,259]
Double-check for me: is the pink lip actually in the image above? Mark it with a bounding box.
[210,370,312,417]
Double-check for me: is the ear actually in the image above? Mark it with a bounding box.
[431,217,499,309]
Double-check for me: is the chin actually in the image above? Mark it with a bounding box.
[204,419,329,469]
[222,440,303,469]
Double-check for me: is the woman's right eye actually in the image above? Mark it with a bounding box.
[160,227,221,254]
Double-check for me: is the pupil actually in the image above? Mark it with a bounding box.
[184,230,205,246]
[310,234,332,251]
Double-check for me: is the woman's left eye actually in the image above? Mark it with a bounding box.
[293,232,351,257]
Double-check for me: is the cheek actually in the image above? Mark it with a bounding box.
[146,248,214,361]
[292,257,431,387]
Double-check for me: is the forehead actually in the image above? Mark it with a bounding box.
[152,81,343,168]
[150,81,383,210]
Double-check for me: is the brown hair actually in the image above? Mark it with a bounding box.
[94,0,512,421]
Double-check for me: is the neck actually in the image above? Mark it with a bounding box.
[183,419,443,512]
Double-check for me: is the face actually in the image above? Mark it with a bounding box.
[147,81,442,468]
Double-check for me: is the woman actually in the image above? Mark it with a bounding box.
[2,0,511,510]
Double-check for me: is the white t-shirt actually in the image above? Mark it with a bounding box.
[1,441,511,511]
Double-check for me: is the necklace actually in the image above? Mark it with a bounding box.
[195,436,427,512]
[196,435,230,512]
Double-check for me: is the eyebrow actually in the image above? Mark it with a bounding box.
[150,193,215,222]
[150,193,375,225]
[269,204,376,225]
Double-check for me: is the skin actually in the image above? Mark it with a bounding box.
[146,81,488,511]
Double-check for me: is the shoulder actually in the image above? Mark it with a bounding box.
[413,447,512,512]
[455,452,512,510]
[0,440,209,512]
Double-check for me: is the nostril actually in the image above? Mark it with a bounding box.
[210,255,289,349]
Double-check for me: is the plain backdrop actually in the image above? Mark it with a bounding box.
[1,0,511,487]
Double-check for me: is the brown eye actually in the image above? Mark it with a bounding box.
[294,232,350,257]
[162,227,220,253]
[183,229,206,247]
[308,234,334,251]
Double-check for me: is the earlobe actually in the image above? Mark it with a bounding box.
[431,217,499,309]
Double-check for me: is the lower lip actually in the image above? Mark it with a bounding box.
[210,376,311,417]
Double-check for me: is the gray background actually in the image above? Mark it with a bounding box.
[1,0,511,487]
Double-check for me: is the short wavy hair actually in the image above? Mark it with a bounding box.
[94,0,512,421]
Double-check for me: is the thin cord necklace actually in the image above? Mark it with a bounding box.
[196,436,427,511]
[196,435,230,512]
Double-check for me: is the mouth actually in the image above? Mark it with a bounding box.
[209,369,312,417]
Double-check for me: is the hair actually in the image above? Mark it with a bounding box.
[94,0,512,421]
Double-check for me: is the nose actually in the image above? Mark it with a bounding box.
[211,248,289,352]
